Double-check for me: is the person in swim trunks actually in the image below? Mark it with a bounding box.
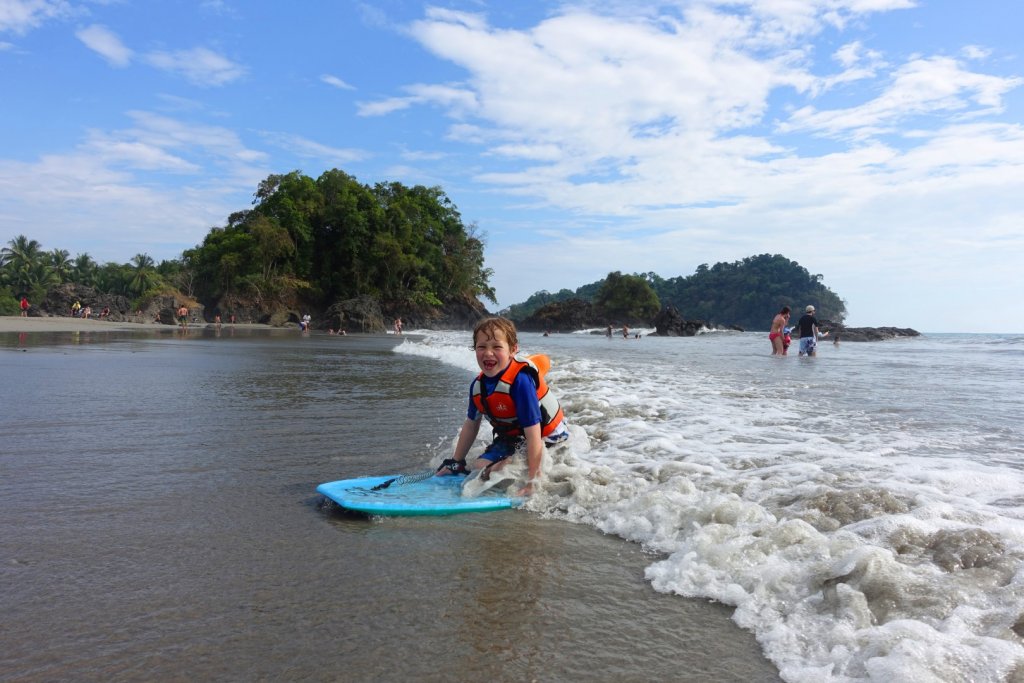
[769,306,790,355]
[795,305,828,356]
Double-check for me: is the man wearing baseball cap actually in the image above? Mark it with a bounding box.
[795,305,828,357]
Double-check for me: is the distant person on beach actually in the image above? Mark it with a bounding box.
[300,313,311,331]
[435,317,568,497]
[177,305,189,330]
[393,318,403,335]
[214,314,221,326]
[81,305,92,320]
[622,325,630,339]
[229,313,236,325]
[71,300,81,317]
[20,296,29,317]
[769,306,791,355]
[795,305,828,357]
[99,307,110,319]
[606,324,613,338]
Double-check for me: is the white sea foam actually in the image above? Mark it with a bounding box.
[395,331,1024,682]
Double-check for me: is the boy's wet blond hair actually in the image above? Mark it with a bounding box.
[472,317,519,349]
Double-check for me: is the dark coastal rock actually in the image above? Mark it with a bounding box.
[36,283,209,325]
[204,292,487,332]
[517,299,596,333]
[514,300,729,336]
[818,319,920,342]
[650,305,711,337]
[390,294,490,330]
[41,284,135,322]
[150,296,204,325]
[208,292,301,326]
[324,295,387,333]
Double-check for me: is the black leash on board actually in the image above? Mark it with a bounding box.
[369,459,469,491]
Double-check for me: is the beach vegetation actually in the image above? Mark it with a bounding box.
[1,235,60,302]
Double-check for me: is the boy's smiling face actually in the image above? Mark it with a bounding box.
[474,329,517,378]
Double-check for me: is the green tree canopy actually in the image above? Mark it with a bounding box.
[183,168,495,310]
[655,254,846,328]
[595,271,661,321]
[1,235,57,300]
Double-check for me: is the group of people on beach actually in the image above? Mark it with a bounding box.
[65,299,111,321]
[769,305,830,356]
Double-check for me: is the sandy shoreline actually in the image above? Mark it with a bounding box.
[0,315,275,334]
[0,316,413,351]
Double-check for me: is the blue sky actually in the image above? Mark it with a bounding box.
[2,0,1023,332]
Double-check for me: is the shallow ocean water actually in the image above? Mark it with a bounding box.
[397,328,1024,682]
[1,327,780,682]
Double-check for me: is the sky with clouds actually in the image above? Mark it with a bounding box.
[2,0,1022,332]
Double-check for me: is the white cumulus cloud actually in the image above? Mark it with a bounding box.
[145,46,246,87]
[76,24,133,67]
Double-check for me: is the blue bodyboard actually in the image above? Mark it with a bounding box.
[317,474,523,516]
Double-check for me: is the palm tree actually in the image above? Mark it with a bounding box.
[129,253,158,296]
[1,235,43,270]
[73,253,98,287]
[49,249,73,283]
[1,235,48,296]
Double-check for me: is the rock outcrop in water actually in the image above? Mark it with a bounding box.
[650,305,720,336]
[516,299,597,333]
[817,319,920,342]
[515,300,741,335]
[321,293,489,333]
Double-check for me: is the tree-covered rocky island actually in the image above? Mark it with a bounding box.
[183,170,495,330]
[506,256,918,340]
[2,170,916,340]
[508,255,841,332]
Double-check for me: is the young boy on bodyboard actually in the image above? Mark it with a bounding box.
[435,317,569,496]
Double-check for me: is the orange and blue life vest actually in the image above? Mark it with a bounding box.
[471,355,564,439]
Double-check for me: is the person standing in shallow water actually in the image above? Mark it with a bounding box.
[795,305,828,357]
[769,306,790,355]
